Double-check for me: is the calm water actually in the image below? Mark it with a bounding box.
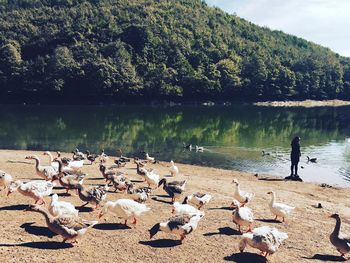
[1,105,350,186]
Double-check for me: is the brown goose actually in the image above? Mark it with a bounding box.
[25,155,58,181]
[26,204,97,246]
[85,150,99,165]
[52,159,86,193]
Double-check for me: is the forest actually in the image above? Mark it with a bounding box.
[0,0,350,103]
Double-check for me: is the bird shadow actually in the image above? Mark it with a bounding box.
[139,239,181,248]
[224,252,267,262]
[302,254,347,261]
[131,179,144,183]
[86,178,103,181]
[155,194,171,198]
[255,218,282,224]
[53,186,66,190]
[151,197,173,205]
[76,206,94,213]
[56,192,71,197]
[204,227,241,237]
[0,241,72,250]
[0,204,29,211]
[20,222,57,238]
[93,223,131,230]
[208,206,232,211]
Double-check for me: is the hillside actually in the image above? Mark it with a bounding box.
[0,0,350,103]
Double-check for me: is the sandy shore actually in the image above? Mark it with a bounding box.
[0,149,349,263]
[254,99,350,107]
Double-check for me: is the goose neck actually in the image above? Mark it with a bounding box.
[332,217,341,237]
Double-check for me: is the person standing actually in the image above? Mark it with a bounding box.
[285,136,302,181]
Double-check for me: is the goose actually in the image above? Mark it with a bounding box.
[0,170,13,190]
[262,150,271,156]
[49,193,79,217]
[195,145,204,152]
[169,160,179,177]
[126,184,152,203]
[136,162,148,178]
[158,178,186,203]
[99,199,150,225]
[182,192,212,210]
[72,148,85,160]
[116,149,130,162]
[76,184,108,209]
[99,149,109,163]
[56,151,72,166]
[85,150,99,165]
[145,153,155,162]
[267,191,295,222]
[149,213,204,242]
[239,226,288,257]
[99,164,127,187]
[144,169,160,188]
[43,151,59,171]
[53,159,85,192]
[231,199,254,233]
[26,204,97,246]
[183,143,192,151]
[172,201,202,216]
[329,213,350,259]
[307,156,317,163]
[7,180,54,204]
[111,160,127,168]
[232,179,254,205]
[110,173,132,192]
[25,155,58,181]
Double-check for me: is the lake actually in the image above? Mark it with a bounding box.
[1,104,350,186]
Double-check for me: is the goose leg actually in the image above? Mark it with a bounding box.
[274,215,278,221]
[246,224,253,232]
[132,217,137,224]
[180,234,186,242]
[124,219,128,225]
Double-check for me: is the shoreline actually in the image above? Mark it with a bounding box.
[0,149,348,262]
[1,99,350,108]
[254,99,350,107]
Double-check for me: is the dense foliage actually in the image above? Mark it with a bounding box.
[0,0,350,102]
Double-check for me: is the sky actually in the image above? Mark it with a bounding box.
[206,0,350,57]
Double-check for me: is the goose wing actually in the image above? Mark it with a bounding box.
[167,215,191,230]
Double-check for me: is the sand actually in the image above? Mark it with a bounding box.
[0,149,349,263]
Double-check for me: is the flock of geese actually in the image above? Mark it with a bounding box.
[0,148,348,260]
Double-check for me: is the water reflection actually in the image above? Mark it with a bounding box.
[1,105,350,186]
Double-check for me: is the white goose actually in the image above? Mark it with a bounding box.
[0,170,13,190]
[43,151,59,172]
[183,192,212,210]
[145,153,155,162]
[329,213,350,259]
[99,199,150,225]
[8,180,54,204]
[231,199,254,233]
[267,191,295,222]
[149,213,204,242]
[239,226,288,257]
[169,160,179,177]
[144,169,160,188]
[232,179,254,205]
[49,193,79,217]
[25,155,58,180]
[172,201,203,216]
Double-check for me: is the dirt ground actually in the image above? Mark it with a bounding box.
[0,149,349,263]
